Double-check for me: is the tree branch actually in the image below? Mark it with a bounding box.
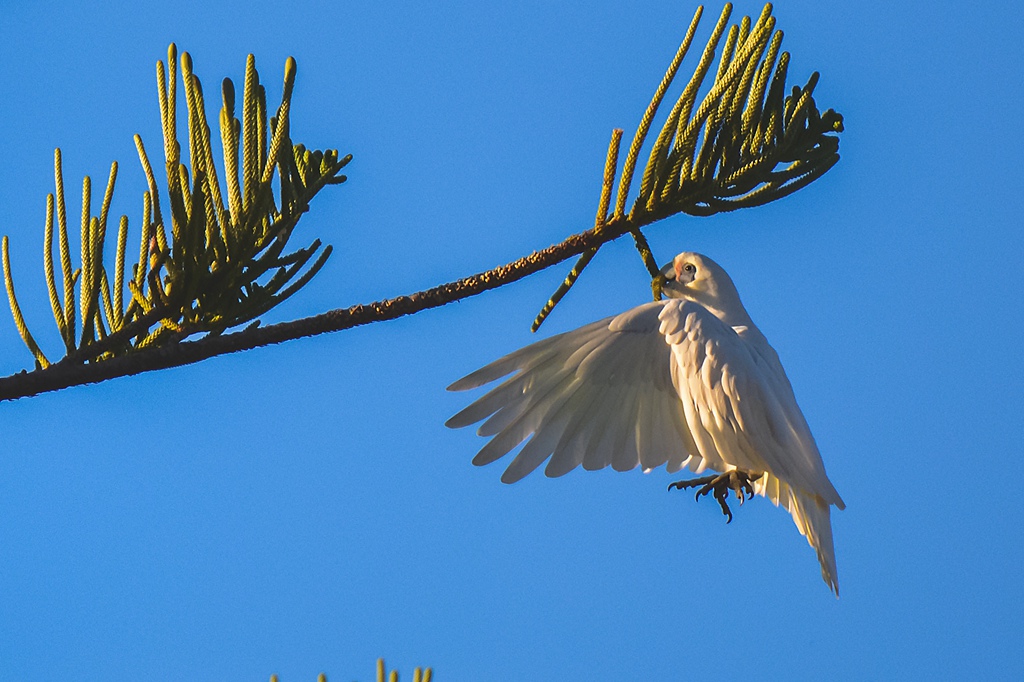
[0,215,633,402]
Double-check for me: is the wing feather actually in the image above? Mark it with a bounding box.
[610,381,643,472]
[446,321,606,391]
[469,369,576,467]
[545,377,606,477]
[641,395,666,471]
[447,301,698,480]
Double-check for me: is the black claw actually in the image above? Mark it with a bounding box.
[715,492,733,523]
[667,470,763,524]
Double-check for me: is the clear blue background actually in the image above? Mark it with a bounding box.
[1,1,1021,680]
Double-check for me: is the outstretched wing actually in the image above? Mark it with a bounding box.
[659,299,844,507]
[447,301,701,483]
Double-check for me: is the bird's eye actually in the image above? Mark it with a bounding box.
[683,263,696,274]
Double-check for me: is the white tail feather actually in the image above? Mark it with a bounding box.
[758,475,839,596]
[790,491,839,596]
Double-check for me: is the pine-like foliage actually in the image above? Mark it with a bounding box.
[268,659,433,682]
[531,2,843,330]
[3,45,349,369]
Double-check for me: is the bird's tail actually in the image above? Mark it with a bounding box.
[757,475,839,596]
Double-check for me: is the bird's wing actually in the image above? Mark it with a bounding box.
[447,301,701,483]
[659,299,844,508]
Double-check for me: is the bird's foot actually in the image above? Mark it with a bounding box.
[667,470,764,523]
[651,273,667,301]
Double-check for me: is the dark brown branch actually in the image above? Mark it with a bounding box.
[0,216,636,402]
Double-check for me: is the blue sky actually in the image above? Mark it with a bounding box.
[1,1,1021,680]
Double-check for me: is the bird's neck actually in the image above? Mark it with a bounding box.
[697,291,755,330]
[713,305,754,329]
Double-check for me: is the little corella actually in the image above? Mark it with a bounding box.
[447,252,845,594]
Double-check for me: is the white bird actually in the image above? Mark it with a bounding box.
[446,252,845,595]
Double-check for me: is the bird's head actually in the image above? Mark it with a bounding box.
[660,252,751,325]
